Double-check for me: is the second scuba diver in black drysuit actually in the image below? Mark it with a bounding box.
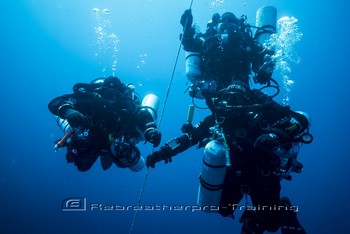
[48,76,161,172]
[146,81,312,234]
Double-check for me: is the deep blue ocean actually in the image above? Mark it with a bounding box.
[1,0,349,233]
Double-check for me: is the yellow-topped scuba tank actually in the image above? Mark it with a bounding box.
[187,104,195,123]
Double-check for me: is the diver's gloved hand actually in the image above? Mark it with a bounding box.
[254,54,275,85]
[292,161,303,173]
[254,69,271,85]
[146,145,172,168]
[180,9,193,33]
[181,123,194,134]
[146,151,162,168]
[144,122,161,147]
[63,108,88,129]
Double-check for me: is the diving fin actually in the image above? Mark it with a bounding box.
[100,153,114,170]
[281,197,306,234]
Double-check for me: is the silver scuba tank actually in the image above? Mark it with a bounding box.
[141,94,160,122]
[197,140,227,212]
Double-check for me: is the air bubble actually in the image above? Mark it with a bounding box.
[92,8,100,13]
[102,9,110,15]
[92,8,119,74]
[265,16,303,104]
[209,0,224,9]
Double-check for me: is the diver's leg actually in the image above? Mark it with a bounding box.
[219,171,244,218]
[280,197,306,234]
[247,175,282,233]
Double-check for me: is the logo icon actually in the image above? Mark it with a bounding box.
[62,197,87,211]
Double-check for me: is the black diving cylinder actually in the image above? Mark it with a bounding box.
[197,140,227,212]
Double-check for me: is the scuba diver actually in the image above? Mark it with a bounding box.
[146,81,312,233]
[181,9,276,99]
[147,8,312,233]
[48,76,161,172]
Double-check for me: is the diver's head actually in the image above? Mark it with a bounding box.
[101,76,125,102]
[224,80,249,95]
[212,13,221,25]
[103,76,123,90]
[294,111,311,130]
[220,80,249,105]
[291,111,313,144]
[90,77,105,86]
[217,12,239,34]
[206,13,221,35]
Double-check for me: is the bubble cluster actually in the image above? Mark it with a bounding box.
[209,0,225,9]
[102,9,110,15]
[92,8,119,75]
[137,53,148,69]
[265,16,303,104]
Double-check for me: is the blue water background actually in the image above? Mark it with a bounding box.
[1,0,349,233]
